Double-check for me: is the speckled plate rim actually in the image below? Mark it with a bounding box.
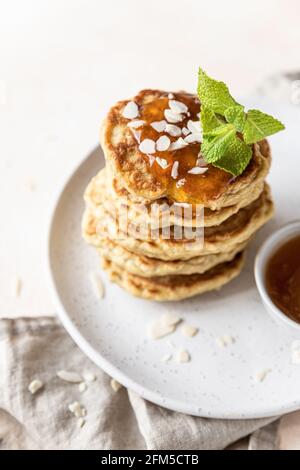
[45,141,300,420]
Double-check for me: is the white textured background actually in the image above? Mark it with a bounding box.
[1,0,300,449]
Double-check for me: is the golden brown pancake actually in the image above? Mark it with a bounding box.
[101,89,271,209]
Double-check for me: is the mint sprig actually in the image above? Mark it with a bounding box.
[198,68,285,176]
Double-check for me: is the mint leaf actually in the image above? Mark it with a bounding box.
[212,137,252,176]
[200,105,223,132]
[198,68,239,115]
[201,124,236,163]
[224,105,246,132]
[243,109,285,144]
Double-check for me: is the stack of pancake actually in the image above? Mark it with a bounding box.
[82,90,273,301]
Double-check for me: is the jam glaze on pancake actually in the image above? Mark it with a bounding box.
[101,89,270,205]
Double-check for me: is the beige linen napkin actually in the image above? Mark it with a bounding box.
[0,317,279,450]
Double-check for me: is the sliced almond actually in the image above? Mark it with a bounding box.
[148,320,175,340]
[169,137,188,151]
[187,167,208,175]
[216,335,235,348]
[175,349,190,363]
[139,138,156,154]
[171,161,179,179]
[165,124,181,137]
[176,178,186,188]
[110,379,122,392]
[161,353,172,363]
[78,382,87,393]
[253,369,271,383]
[164,109,184,123]
[156,135,170,151]
[89,272,105,299]
[169,100,188,114]
[184,133,202,144]
[168,93,174,99]
[127,120,145,128]
[187,120,200,134]
[156,157,169,169]
[68,401,86,417]
[28,379,43,395]
[162,312,181,326]
[56,370,83,383]
[122,101,139,119]
[181,324,198,337]
[150,120,167,132]
[182,127,190,136]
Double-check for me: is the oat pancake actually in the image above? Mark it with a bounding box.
[82,184,273,261]
[96,237,247,277]
[101,89,271,209]
[101,252,245,301]
[85,168,266,229]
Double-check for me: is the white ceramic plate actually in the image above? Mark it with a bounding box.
[47,100,300,419]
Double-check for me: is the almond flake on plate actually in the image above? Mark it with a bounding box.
[110,378,122,392]
[169,100,188,114]
[56,370,83,383]
[161,353,172,363]
[253,369,271,383]
[216,335,235,348]
[176,178,186,188]
[169,137,188,151]
[187,167,208,175]
[165,124,181,137]
[175,349,190,363]
[161,312,181,326]
[148,320,175,340]
[164,109,184,124]
[156,157,169,169]
[156,135,171,151]
[150,120,167,132]
[28,379,43,395]
[122,101,139,119]
[139,138,156,154]
[89,272,105,299]
[181,324,199,337]
[171,161,179,179]
[127,120,145,129]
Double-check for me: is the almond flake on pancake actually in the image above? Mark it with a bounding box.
[156,157,169,169]
[182,127,190,136]
[181,324,199,337]
[168,93,174,99]
[176,178,186,188]
[171,161,179,179]
[148,320,175,340]
[139,138,156,154]
[147,154,155,166]
[169,137,188,151]
[122,101,139,119]
[164,109,184,123]
[187,120,200,134]
[151,120,167,132]
[188,167,208,175]
[184,133,202,144]
[161,312,181,326]
[165,124,181,137]
[127,120,145,128]
[156,135,171,151]
[131,129,141,143]
[196,156,206,167]
[175,349,190,363]
[169,100,188,114]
